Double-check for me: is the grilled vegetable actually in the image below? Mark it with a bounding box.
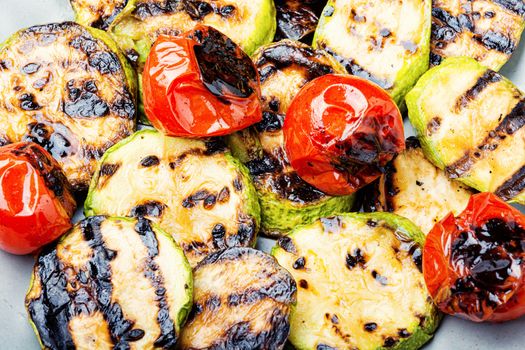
[179,247,296,350]
[431,0,525,70]
[275,0,325,42]
[284,74,405,196]
[313,0,432,105]
[85,130,260,266]
[364,137,473,234]
[0,22,137,192]
[0,142,76,255]
[406,57,525,204]
[143,26,262,137]
[110,0,276,64]
[273,213,440,350]
[228,40,355,237]
[26,215,193,349]
[70,0,130,30]
[424,193,525,322]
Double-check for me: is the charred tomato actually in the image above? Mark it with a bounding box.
[424,192,525,322]
[283,74,405,196]
[142,25,262,137]
[0,142,76,255]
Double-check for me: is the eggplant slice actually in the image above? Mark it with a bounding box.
[179,247,297,350]
[26,216,193,350]
[313,0,432,106]
[364,137,474,234]
[70,0,130,31]
[431,0,525,70]
[0,22,137,192]
[227,40,355,238]
[406,57,525,204]
[272,213,440,350]
[85,130,260,266]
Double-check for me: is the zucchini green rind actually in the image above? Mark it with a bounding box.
[0,22,137,192]
[431,0,525,70]
[313,0,432,106]
[228,40,355,238]
[406,57,525,204]
[70,0,130,30]
[272,212,440,350]
[364,136,474,234]
[179,247,297,350]
[26,215,193,349]
[85,129,260,266]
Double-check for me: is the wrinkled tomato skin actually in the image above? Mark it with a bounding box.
[143,26,262,137]
[423,192,525,322]
[0,143,76,255]
[283,74,405,196]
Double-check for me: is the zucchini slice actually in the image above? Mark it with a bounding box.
[228,40,355,238]
[26,216,193,350]
[70,0,130,30]
[0,22,137,192]
[313,0,432,105]
[85,129,260,266]
[406,57,525,204]
[431,0,525,70]
[364,137,474,234]
[272,213,440,350]
[179,247,296,350]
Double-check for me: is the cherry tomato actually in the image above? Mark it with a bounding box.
[283,74,405,196]
[0,142,76,255]
[143,25,262,137]
[423,192,525,322]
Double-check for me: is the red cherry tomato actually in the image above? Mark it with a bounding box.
[143,25,262,137]
[283,74,405,196]
[0,143,76,255]
[423,192,525,322]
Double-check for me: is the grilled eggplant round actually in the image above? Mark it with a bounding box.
[25,215,193,350]
[70,0,130,30]
[0,22,137,192]
[364,137,474,234]
[431,0,525,70]
[179,247,297,350]
[273,213,440,350]
[313,0,432,106]
[406,57,525,205]
[85,129,260,266]
[228,40,355,238]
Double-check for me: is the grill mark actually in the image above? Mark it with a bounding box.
[134,218,177,348]
[85,1,129,30]
[228,215,257,247]
[246,152,283,176]
[130,201,167,218]
[134,0,236,21]
[260,171,326,204]
[494,165,525,201]
[455,70,502,110]
[81,216,139,348]
[446,99,525,178]
[254,111,284,133]
[275,0,321,41]
[473,30,516,54]
[493,0,525,16]
[278,236,297,254]
[140,155,160,167]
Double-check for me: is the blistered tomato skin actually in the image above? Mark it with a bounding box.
[283,74,405,196]
[143,25,262,137]
[423,192,525,322]
[0,143,76,255]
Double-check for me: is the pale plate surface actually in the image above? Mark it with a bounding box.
[0,1,524,349]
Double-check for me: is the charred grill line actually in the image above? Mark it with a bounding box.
[382,160,398,212]
[134,218,178,348]
[445,98,525,178]
[87,1,129,30]
[130,201,167,218]
[493,0,525,17]
[494,165,525,200]
[455,70,502,110]
[134,0,236,21]
[260,171,326,204]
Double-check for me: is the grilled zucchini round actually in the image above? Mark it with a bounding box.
[70,0,130,30]
[272,213,440,350]
[228,40,355,237]
[85,129,260,266]
[0,22,137,192]
[313,0,432,106]
[431,0,525,70]
[406,57,525,205]
[26,215,193,350]
[179,247,297,350]
[364,137,473,234]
